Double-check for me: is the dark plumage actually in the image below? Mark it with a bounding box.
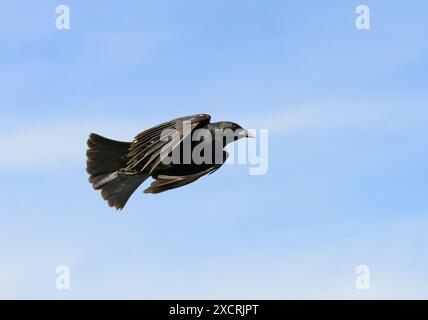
[86,114,253,210]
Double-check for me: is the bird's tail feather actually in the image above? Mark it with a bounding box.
[87,133,131,177]
[97,173,148,210]
[86,133,147,210]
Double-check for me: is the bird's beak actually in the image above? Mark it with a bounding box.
[246,130,256,138]
[247,131,256,139]
[239,129,255,139]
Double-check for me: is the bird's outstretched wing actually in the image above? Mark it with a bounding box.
[143,165,222,194]
[126,114,211,174]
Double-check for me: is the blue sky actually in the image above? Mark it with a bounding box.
[0,0,427,299]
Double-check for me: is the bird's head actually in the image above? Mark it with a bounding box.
[209,121,254,145]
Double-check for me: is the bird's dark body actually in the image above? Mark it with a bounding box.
[86,114,251,210]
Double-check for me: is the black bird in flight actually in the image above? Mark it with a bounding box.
[86,114,253,210]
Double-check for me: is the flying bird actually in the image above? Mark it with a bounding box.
[86,114,253,210]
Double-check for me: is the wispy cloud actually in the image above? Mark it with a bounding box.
[247,101,428,133]
[0,121,141,171]
[2,101,427,171]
